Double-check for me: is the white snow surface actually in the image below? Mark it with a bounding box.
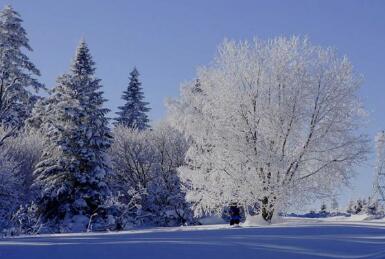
[2,217,385,259]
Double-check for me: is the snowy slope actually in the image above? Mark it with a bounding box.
[1,218,385,259]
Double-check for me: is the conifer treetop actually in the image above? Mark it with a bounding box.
[0,4,44,128]
[0,5,32,51]
[115,67,150,130]
[71,40,96,76]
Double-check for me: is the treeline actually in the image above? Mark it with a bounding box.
[288,198,385,219]
[0,5,192,234]
[0,3,372,234]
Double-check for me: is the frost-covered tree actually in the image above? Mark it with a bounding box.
[32,40,113,232]
[346,198,367,215]
[115,68,150,130]
[366,196,379,215]
[108,126,155,227]
[0,126,44,232]
[168,37,368,222]
[1,128,44,204]
[370,131,385,206]
[109,123,191,227]
[149,122,193,225]
[109,126,155,193]
[0,5,44,139]
[0,143,20,231]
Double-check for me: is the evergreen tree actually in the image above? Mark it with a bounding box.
[33,40,113,232]
[0,5,44,130]
[115,68,150,130]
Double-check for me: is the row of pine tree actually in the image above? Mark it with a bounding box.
[0,5,191,234]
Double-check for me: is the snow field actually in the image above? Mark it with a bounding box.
[2,218,385,259]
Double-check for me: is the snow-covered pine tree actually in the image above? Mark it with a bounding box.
[0,5,44,132]
[33,40,113,233]
[115,68,150,130]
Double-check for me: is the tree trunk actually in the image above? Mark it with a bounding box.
[261,196,274,222]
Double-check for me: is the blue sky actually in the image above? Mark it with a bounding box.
[3,0,385,208]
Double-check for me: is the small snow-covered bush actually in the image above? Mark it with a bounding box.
[8,202,40,235]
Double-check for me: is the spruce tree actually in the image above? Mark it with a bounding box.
[0,5,44,129]
[33,40,113,232]
[115,68,150,130]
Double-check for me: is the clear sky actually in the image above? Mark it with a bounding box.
[3,0,385,209]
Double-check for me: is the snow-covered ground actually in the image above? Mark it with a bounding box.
[2,217,385,259]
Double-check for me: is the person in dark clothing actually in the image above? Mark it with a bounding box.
[229,204,241,225]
